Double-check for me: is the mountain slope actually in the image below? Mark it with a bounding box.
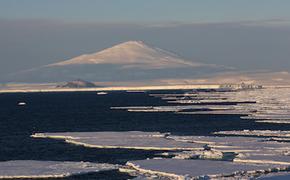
[47,41,204,69]
[3,41,231,83]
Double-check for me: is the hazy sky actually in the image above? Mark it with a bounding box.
[2,0,290,23]
[0,0,290,75]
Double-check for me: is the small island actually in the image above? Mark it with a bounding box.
[56,79,98,88]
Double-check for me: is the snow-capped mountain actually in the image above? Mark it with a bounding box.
[3,41,231,83]
[47,41,204,69]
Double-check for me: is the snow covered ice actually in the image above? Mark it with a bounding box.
[32,131,202,150]
[126,159,288,179]
[0,161,117,179]
[146,87,290,125]
[213,130,290,138]
[31,131,290,179]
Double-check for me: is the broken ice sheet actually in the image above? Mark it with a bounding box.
[168,135,290,165]
[111,105,236,113]
[31,131,290,178]
[126,159,289,179]
[255,120,290,124]
[32,131,290,164]
[213,130,290,138]
[0,160,117,179]
[31,131,202,150]
[149,88,290,124]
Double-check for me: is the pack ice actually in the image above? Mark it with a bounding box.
[31,131,290,179]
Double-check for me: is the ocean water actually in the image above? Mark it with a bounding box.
[0,90,289,179]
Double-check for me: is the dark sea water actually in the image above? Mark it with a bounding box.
[0,91,289,179]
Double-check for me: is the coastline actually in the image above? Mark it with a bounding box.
[0,84,221,94]
[1,83,290,94]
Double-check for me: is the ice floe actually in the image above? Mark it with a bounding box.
[111,105,236,113]
[213,130,290,138]
[97,91,108,95]
[126,159,289,179]
[258,172,290,179]
[256,120,290,124]
[17,102,26,106]
[0,160,117,179]
[31,131,290,179]
[135,88,290,125]
[32,131,202,150]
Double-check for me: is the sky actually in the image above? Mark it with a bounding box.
[2,0,290,23]
[0,0,290,76]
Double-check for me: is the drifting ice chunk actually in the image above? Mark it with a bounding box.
[31,131,290,178]
[151,88,290,125]
[168,135,290,165]
[171,149,235,161]
[97,92,108,95]
[17,102,26,106]
[256,120,290,124]
[213,130,290,138]
[0,160,117,179]
[127,159,287,179]
[258,173,290,179]
[31,131,202,150]
[111,105,237,113]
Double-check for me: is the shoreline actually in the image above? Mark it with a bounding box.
[0,84,221,93]
[1,84,289,94]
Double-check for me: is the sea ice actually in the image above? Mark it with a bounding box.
[32,131,202,150]
[111,105,235,113]
[97,91,108,95]
[30,131,290,179]
[256,120,290,124]
[213,130,290,138]
[148,88,290,125]
[126,159,288,179]
[17,102,26,106]
[0,160,117,179]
